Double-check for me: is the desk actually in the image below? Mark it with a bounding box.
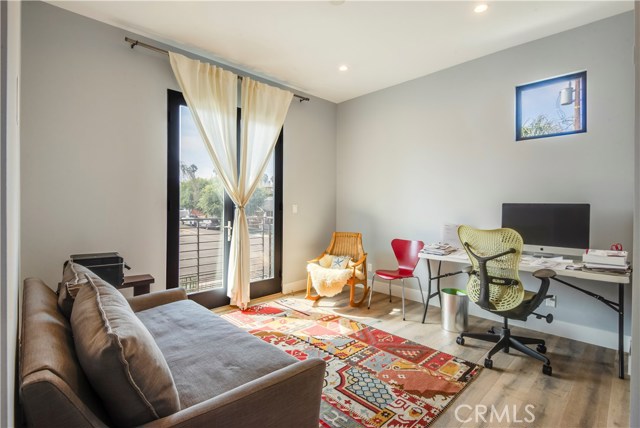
[418,250,631,379]
[115,274,155,296]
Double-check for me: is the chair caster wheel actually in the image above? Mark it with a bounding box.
[536,344,547,354]
[456,337,465,345]
[484,358,493,369]
[503,347,509,353]
[542,364,552,376]
[488,327,496,334]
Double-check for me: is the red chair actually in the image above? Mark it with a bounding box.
[367,239,425,320]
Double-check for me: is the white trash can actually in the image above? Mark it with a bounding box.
[441,288,469,333]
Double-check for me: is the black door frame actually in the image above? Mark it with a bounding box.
[167,89,283,307]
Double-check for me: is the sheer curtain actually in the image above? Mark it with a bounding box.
[169,52,293,308]
[229,77,293,307]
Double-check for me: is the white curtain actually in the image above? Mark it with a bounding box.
[169,52,293,308]
[229,77,293,307]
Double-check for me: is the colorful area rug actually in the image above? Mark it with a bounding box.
[221,299,481,428]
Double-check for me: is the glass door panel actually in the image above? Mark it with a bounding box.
[168,89,282,307]
[178,103,227,293]
[248,152,275,282]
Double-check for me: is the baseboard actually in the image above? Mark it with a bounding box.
[370,280,632,352]
[283,279,307,295]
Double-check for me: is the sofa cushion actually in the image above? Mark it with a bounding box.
[57,261,92,319]
[136,299,299,408]
[318,254,333,268]
[71,274,181,427]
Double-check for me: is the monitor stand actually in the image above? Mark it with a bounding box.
[523,251,576,261]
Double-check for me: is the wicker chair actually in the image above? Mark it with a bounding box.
[306,232,369,307]
[456,225,556,375]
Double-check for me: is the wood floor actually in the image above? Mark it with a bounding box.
[217,289,631,428]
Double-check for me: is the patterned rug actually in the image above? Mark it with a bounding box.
[221,299,481,428]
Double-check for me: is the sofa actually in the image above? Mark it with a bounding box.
[19,268,326,428]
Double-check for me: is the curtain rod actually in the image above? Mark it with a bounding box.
[124,37,310,102]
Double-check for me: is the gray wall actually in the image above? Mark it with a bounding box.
[20,1,336,294]
[336,12,635,349]
[1,1,21,426]
[282,100,337,292]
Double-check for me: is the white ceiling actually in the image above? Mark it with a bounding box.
[49,1,633,103]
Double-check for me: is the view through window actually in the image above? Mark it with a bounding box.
[178,105,276,293]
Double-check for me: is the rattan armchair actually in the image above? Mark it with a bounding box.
[306,232,369,307]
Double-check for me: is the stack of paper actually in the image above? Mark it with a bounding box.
[421,243,457,256]
[582,249,630,272]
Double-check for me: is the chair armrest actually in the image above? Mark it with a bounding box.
[351,254,367,266]
[526,269,557,311]
[141,358,326,428]
[127,288,187,312]
[533,269,556,279]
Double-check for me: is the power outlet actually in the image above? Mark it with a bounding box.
[367,263,373,273]
[546,296,557,307]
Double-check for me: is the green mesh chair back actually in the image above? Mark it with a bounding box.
[458,225,525,312]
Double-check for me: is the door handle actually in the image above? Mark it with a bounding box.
[224,221,232,242]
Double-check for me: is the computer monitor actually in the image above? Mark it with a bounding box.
[501,203,590,257]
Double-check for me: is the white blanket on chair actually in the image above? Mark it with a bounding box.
[307,263,352,297]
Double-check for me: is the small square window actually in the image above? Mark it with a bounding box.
[516,71,586,141]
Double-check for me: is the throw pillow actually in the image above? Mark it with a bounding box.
[71,274,180,427]
[348,260,366,279]
[318,254,334,268]
[57,261,92,319]
[331,255,351,269]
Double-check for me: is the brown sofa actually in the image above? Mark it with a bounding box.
[19,277,326,427]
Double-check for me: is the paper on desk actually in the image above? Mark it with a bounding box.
[521,256,572,270]
[441,224,461,248]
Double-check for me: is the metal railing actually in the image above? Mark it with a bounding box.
[178,216,273,293]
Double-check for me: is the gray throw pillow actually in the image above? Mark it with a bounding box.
[71,274,180,427]
[57,261,92,319]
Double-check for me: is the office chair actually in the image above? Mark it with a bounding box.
[456,225,555,375]
[367,239,425,321]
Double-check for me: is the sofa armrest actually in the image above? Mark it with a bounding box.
[21,370,110,428]
[127,288,187,312]
[141,358,326,428]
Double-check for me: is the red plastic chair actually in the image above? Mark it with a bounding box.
[367,239,425,320]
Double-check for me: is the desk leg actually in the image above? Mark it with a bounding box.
[436,261,442,306]
[618,283,625,379]
[422,260,433,324]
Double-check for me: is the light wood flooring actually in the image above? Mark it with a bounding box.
[216,290,630,428]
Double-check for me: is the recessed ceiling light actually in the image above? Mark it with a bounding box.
[474,4,489,13]
[338,65,349,72]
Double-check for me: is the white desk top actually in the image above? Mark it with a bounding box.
[419,250,631,285]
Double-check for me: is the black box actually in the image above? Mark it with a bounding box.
[70,252,126,286]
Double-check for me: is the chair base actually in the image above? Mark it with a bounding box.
[305,274,370,307]
[367,274,425,321]
[457,320,552,375]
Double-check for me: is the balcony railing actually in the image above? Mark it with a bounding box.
[179,216,273,293]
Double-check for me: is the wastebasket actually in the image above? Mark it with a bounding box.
[441,288,468,333]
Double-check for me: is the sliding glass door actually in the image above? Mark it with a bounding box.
[167,90,282,308]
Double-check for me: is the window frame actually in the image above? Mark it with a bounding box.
[515,71,587,141]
